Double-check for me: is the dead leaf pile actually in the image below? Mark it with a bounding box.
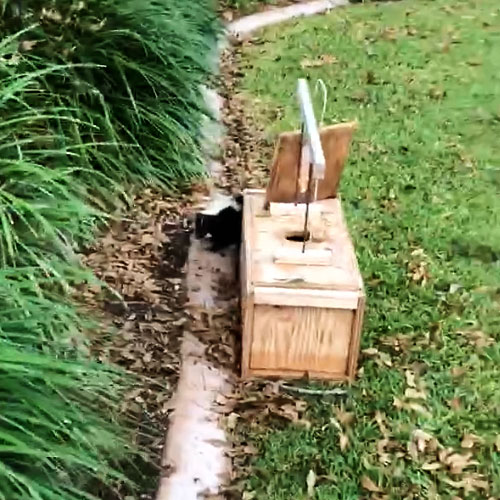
[219,47,272,190]
[78,189,194,488]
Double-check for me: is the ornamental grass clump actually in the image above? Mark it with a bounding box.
[0,0,219,498]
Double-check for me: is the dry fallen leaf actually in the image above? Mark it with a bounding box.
[339,433,349,452]
[495,435,500,452]
[440,451,478,474]
[458,329,494,349]
[226,412,239,430]
[301,54,338,68]
[306,469,316,497]
[405,370,416,388]
[361,475,382,493]
[412,429,435,453]
[334,407,354,427]
[375,411,389,437]
[443,473,489,494]
[461,433,482,449]
[377,438,391,465]
[421,462,442,471]
[451,366,467,377]
[404,388,427,400]
[222,10,234,22]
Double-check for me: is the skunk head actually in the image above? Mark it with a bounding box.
[194,193,243,247]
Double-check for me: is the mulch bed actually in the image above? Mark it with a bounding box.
[81,189,195,499]
[217,46,272,191]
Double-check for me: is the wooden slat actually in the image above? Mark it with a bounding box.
[246,368,351,381]
[269,202,322,217]
[346,294,365,380]
[240,193,254,378]
[273,248,332,266]
[253,287,359,310]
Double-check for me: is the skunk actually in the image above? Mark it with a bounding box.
[194,193,243,252]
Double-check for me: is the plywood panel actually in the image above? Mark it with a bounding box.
[250,305,354,374]
[265,122,357,205]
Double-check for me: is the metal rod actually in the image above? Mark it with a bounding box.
[302,161,314,253]
[295,123,304,205]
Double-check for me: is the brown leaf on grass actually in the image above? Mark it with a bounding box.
[461,433,482,449]
[495,435,500,452]
[301,54,338,68]
[19,40,38,52]
[407,250,430,285]
[334,407,354,427]
[393,397,404,409]
[449,397,461,410]
[451,366,467,378]
[242,492,257,500]
[225,412,239,430]
[361,475,382,493]
[395,398,431,417]
[458,329,494,349]
[306,469,316,497]
[421,462,442,471]
[405,370,417,388]
[439,450,478,474]
[381,27,398,41]
[362,348,392,367]
[409,429,440,460]
[443,473,489,494]
[222,10,234,22]
[377,438,391,465]
[375,411,389,437]
[339,433,349,452]
[404,388,427,400]
[407,402,431,416]
[278,403,300,423]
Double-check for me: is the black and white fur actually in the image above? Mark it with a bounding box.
[194,193,243,252]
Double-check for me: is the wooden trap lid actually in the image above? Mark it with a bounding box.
[265,121,357,205]
[244,190,363,293]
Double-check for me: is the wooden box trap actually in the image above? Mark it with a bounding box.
[240,80,365,381]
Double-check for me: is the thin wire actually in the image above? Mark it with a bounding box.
[314,79,328,127]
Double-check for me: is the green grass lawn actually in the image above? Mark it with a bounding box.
[236,0,500,498]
